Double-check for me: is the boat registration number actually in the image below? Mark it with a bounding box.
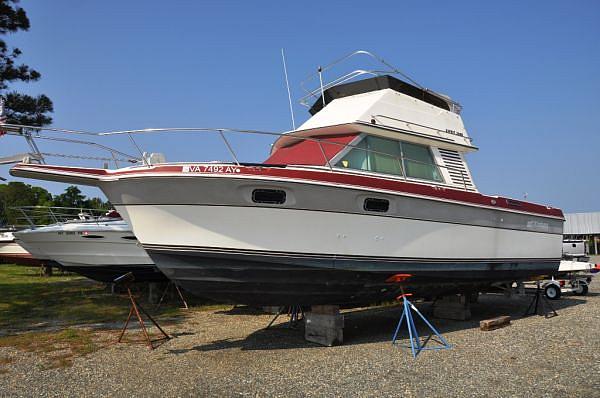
[182,165,241,173]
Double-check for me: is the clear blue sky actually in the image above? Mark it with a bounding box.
[1,0,599,213]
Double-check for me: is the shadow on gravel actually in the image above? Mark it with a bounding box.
[167,328,313,355]
[214,306,267,316]
[169,293,590,353]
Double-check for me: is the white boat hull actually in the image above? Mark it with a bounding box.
[126,205,561,260]
[14,223,164,282]
[9,163,565,305]
[0,232,40,265]
[121,203,561,305]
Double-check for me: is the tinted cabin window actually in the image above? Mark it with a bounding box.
[401,142,443,182]
[337,136,403,176]
[252,189,286,204]
[369,136,403,175]
[364,198,390,212]
[336,135,443,182]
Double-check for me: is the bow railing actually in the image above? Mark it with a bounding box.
[8,206,115,228]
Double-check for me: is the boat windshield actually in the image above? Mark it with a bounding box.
[336,135,443,182]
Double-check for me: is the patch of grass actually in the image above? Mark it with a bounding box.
[0,328,108,369]
[0,265,182,330]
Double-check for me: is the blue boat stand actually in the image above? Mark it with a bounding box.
[391,293,452,358]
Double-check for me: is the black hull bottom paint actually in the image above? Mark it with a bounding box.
[62,264,167,283]
[146,247,560,306]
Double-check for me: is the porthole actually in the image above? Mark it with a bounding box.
[121,236,138,241]
[81,234,104,239]
[252,189,286,204]
[364,198,389,213]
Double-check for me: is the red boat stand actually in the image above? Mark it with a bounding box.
[118,286,170,350]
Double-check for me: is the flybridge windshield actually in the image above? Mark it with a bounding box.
[336,135,444,183]
[308,75,458,116]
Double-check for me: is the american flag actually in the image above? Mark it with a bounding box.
[0,97,6,136]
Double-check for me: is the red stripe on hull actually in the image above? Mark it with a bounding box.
[11,163,564,218]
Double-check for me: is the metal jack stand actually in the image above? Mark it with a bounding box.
[266,305,304,329]
[156,281,189,310]
[387,274,451,358]
[114,273,170,350]
[523,281,558,318]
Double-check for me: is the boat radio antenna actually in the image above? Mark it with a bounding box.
[281,48,296,130]
[317,65,326,107]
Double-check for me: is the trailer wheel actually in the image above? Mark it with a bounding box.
[544,284,561,300]
[572,281,589,296]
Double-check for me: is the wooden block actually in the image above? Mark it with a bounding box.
[480,316,511,331]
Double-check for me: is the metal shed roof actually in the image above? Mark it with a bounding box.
[564,212,600,235]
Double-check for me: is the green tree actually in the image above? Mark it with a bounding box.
[0,183,111,226]
[0,181,53,225]
[0,0,53,126]
[53,185,86,208]
[84,196,111,211]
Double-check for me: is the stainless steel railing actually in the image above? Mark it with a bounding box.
[8,206,114,228]
[1,123,475,191]
[0,123,140,167]
[298,50,462,114]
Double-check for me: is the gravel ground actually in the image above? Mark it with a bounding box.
[1,279,599,397]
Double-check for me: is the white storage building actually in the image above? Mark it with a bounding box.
[564,212,600,255]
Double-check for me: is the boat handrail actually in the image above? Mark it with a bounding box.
[370,114,473,143]
[0,124,140,167]
[8,206,114,228]
[96,127,474,190]
[299,50,411,107]
[298,50,462,114]
[2,123,475,191]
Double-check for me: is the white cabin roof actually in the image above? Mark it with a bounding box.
[297,86,475,151]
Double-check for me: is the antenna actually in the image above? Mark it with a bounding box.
[281,48,296,130]
[318,66,326,107]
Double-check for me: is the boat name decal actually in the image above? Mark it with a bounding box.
[526,220,549,231]
[182,165,242,174]
[445,129,465,138]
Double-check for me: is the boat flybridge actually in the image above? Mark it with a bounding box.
[6,50,564,306]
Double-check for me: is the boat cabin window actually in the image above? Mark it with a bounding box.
[336,135,443,182]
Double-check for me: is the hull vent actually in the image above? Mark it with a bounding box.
[438,149,476,191]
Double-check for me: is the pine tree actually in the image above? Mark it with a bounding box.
[0,0,53,126]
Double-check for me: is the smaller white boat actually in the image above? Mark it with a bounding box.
[0,229,39,265]
[557,259,598,274]
[13,209,165,282]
